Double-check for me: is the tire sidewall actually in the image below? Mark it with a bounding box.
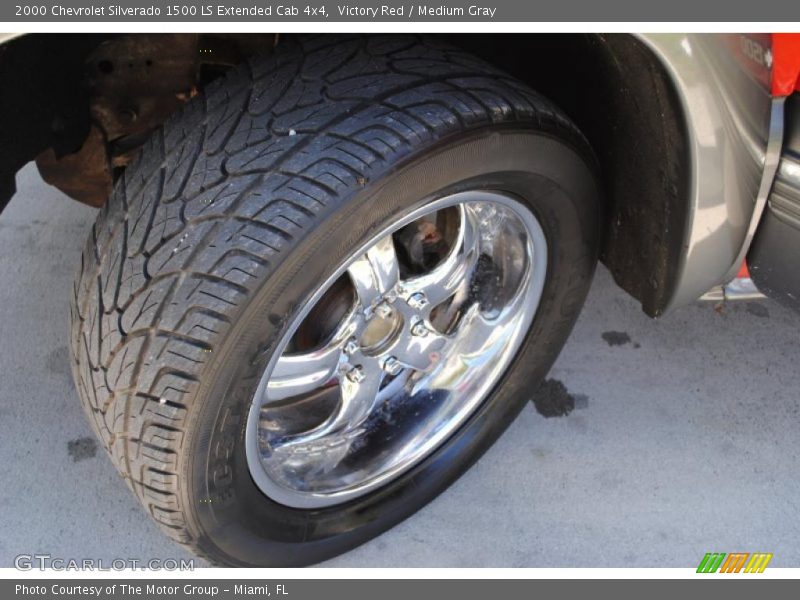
[183,127,599,566]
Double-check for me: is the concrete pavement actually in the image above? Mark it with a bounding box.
[1,164,798,568]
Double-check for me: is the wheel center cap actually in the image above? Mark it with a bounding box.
[360,306,403,354]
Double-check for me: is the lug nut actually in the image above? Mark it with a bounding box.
[407,292,429,310]
[343,338,359,355]
[374,301,393,319]
[411,320,429,337]
[346,365,366,383]
[381,356,403,376]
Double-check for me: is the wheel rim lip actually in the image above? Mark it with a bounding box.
[245,190,548,509]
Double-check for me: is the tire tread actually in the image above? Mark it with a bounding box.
[70,34,589,559]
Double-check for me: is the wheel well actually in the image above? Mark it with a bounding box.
[448,34,690,316]
[0,33,689,316]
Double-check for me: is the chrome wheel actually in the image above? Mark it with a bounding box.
[245,191,548,508]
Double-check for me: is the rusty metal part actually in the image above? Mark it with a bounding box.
[87,34,200,166]
[34,33,276,208]
[36,124,111,207]
[0,34,102,214]
[90,33,275,169]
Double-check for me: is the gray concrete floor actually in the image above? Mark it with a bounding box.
[1,163,799,568]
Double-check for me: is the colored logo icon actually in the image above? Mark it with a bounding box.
[697,553,773,573]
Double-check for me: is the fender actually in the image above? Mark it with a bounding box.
[636,34,782,312]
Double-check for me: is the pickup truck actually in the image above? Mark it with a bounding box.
[0,33,797,566]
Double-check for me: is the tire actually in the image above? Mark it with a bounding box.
[70,34,600,566]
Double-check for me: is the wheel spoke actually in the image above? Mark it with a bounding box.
[404,204,479,309]
[347,235,400,309]
[265,308,361,402]
[270,357,383,453]
[266,346,342,402]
